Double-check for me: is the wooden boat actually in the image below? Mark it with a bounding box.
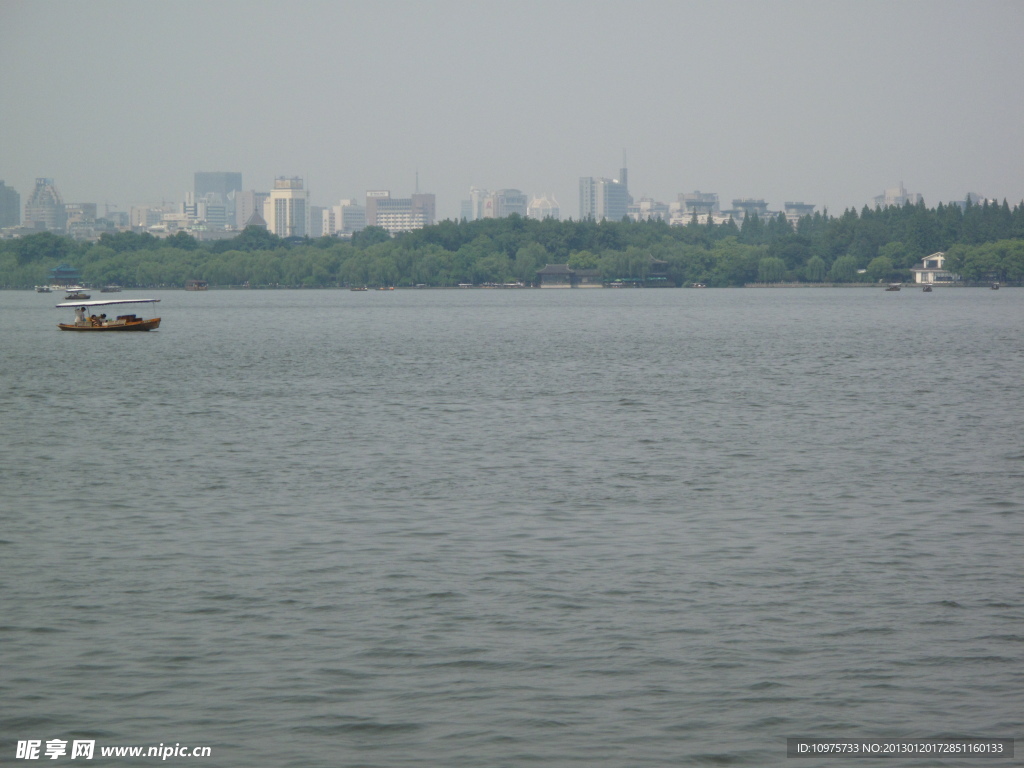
[64,291,91,300]
[991,282,1000,290]
[922,285,932,292]
[185,279,208,291]
[350,286,368,291]
[35,285,52,293]
[885,283,902,291]
[56,298,161,332]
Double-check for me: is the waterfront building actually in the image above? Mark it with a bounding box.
[48,263,82,287]
[24,178,66,231]
[263,177,309,238]
[911,252,959,285]
[0,181,20,227]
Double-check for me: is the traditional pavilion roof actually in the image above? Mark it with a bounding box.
[244,210,268,229]
[536,263,573,275]
[48,263,81,279]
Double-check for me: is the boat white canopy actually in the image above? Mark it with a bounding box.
[56,298,161,308]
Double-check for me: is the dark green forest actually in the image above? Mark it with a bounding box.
[4,198,1023,289]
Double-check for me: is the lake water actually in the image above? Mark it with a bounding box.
[2,287,1021,766]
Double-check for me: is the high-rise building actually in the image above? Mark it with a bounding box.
[0,181,20,227]
[731,199,769,220]
[678,191,720,215]
[183,193,228,228]
[628,197,670,222]
[308,206,324,238]
[783,202,815,227]
[323,199,366,236]
[131,205,174,229]
[874,182,922,208]
[461,187,527,220]
[579,161,631,221]
[263,177,309,238]
[24,178,66,231]
[461,187,490,221]
[195,172,242,221]
[483,189,528,219]
[669,191,722,226]
[365,190,435,234]
[527,195,560,220]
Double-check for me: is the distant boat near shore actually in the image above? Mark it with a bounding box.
[185,279,208,291]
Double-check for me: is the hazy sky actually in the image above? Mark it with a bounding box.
[2,0,1022,220]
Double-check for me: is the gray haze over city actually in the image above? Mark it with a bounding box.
[2,0,1022,221]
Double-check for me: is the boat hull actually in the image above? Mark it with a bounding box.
[58,318,161,332]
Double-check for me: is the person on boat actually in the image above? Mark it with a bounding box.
[75,306,86,324]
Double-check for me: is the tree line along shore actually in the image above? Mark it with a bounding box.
[3,198,1023,289]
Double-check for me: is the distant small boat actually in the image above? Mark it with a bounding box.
[885,283,902,291]
[64,291,91,300]
[185,279,208,291]
[692,283,707,288]
[350,286,368,291]
[922,285,932,292]
[991,282,1000,290]
[35,285,52,293]
[100,285,122,293]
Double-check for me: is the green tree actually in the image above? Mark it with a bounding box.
[513,243,548,282]
[828,255,858,282]
[804,255,827,282]
[757,257,787,283]
[710,237,762,285]
[352,226,391,248]
[866,255,895,282]
[567,250,599,269]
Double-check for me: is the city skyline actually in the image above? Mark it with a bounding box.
[2,1,1022,222]
[0,172,1008,241]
